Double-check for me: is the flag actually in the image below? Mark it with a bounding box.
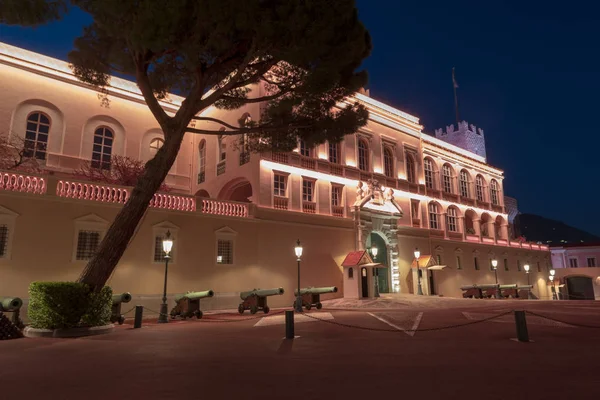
[452,67,459,89]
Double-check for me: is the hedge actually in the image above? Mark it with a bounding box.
[28,282,113,330]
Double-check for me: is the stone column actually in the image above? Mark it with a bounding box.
[473,218,481,237]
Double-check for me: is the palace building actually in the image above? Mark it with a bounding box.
[0,42,553,311]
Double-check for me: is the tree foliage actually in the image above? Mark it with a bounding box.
[0,0,67,26]
[0,133,45,173]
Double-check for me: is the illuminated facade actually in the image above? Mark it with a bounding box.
[0,42,553,310]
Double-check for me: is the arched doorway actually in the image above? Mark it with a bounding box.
[565,276,595,300]
[217,178,253,203]
[367,232,389,293]
[194,189,210,198]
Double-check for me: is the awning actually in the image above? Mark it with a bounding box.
[362,262,387,269]
[427,265,448,271]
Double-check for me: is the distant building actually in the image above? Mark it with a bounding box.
[550,242,600,269]
[504,196,520,239]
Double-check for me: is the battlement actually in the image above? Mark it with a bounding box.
[434,120,487,159]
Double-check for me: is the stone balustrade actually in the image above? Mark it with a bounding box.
[0,171,47,194]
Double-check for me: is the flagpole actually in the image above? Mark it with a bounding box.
[452,67,460,126]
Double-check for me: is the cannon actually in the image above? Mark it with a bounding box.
[460,285,483,299]
[517,285,534,299]
[499,284,518,298]
[0,297,24,329]
[110,292,132,325]
[170,290,214,320]
[293,286,337,310]
[238,288,284,315]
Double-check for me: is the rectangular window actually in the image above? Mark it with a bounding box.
[329,142,339,164]
[218,135,226,162]
[274,174,286,197]
[217,239,233,265]
[331,186,341,207]
[300,140,311,157]
[474,257,480,270]
[76,230,100,260]
[0,225,8,257]
[588,258,597,268]
[456,255,462,270]
[436,254,442,265]
[537,261,541,272]
[569,258,578,268]
[517,260,521,271]
[302,179,314,202]
[153,236,174,262]
[504,258,509,271]
[411,200,419,220]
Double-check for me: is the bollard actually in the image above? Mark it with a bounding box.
[133,305,144,329]
[514,310,529,342]
[285,310,295,339]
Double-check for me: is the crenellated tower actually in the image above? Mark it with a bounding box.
[434,121,486,160]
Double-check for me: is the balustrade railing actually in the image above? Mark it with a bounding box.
[150,193,196,211]
[332,205,344,217]
[302,201,316,214]
[0,171,47,194]
[201,199,248,217]
[274,196,289,210]
[57,180,129,203]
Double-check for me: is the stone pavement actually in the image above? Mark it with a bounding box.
[1,298,599,400]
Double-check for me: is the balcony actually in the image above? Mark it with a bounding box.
[442,191,459,202]
[302,201,316,214]
[466,234,480,242]
[274,196,289,210]
[492,204,504,213]
[216,161,226,176]
[429,229,445,238]
[272,152,289,164]
[447,231,463,240]
[411,218,420,228]
[197,171,205,184]
[332,205,344,217]
[0,171,47,195]
[300,156,316,170]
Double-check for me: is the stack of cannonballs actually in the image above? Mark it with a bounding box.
[0,312,23,340]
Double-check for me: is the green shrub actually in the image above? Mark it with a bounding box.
[28,282,113,330]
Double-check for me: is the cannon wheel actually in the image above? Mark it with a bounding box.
[250,305,258,314]
[118,315,125,325]
[238,304,245,315]
[305,304,311,311]
[316,303,322,310]
[196,310,203,319]
[263,306,270,314]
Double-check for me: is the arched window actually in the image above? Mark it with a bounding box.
[149,138,164,157]
[383,147,394,177]
[442,164,453,193]
[329,141,340,164]
[424,158,435,189]
[405,153,416,183]
[198,140,206,183]
[91,127,113,170]
[218,133,226,162]
[299,140,312,157]
[490,179,500,205]
[24,112,50,160]
[475,175,485,202]
[358,138,369,171]
[459,170,470,198]
[428,202,440,230]
[447,207,459,232]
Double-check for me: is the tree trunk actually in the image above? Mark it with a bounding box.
[78,128,185,290]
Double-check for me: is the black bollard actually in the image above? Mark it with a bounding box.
[514,310,529,342]
[133,305,144,329]
[285,310,295,339]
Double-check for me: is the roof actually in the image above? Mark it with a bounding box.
[550,242,600,249]
[341,251,373,267]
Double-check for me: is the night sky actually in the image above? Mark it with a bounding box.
[1,2,599,236]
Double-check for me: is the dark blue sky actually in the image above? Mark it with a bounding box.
[1,2,599,236]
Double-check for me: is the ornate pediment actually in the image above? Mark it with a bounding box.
[354,179,403,216]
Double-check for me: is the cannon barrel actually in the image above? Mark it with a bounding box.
[294,286,338,296]
[517,285,533,290]
[174,290,215,302]
[240,287,284,300]
[461,284,498,290]
[499,284,518,289]
[0,297,23,311]
[112,292,132,304]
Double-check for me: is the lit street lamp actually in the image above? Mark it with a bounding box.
[524,264,534,299]
[371,244,380,298]
[294,239,303,313]
[414,248,423,295]
[491,259,502,299]
[549,269,558,300]
[158,230,174,324]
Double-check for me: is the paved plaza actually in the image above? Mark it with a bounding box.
[2,297,600,399]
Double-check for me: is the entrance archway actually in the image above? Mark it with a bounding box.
[367,232,389,293]
[217,178,253,203]
[565,275,595,300]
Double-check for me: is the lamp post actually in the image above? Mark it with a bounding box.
[158,230,173,324]
[524,264,533,299]
[294,239,303,312]
[550,269,557,300]
[491,259,502,299]
[371,244,380,298]
[414,248,423,295]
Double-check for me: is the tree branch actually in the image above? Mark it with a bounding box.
[186,123,311,136]
[133,53,171,128]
